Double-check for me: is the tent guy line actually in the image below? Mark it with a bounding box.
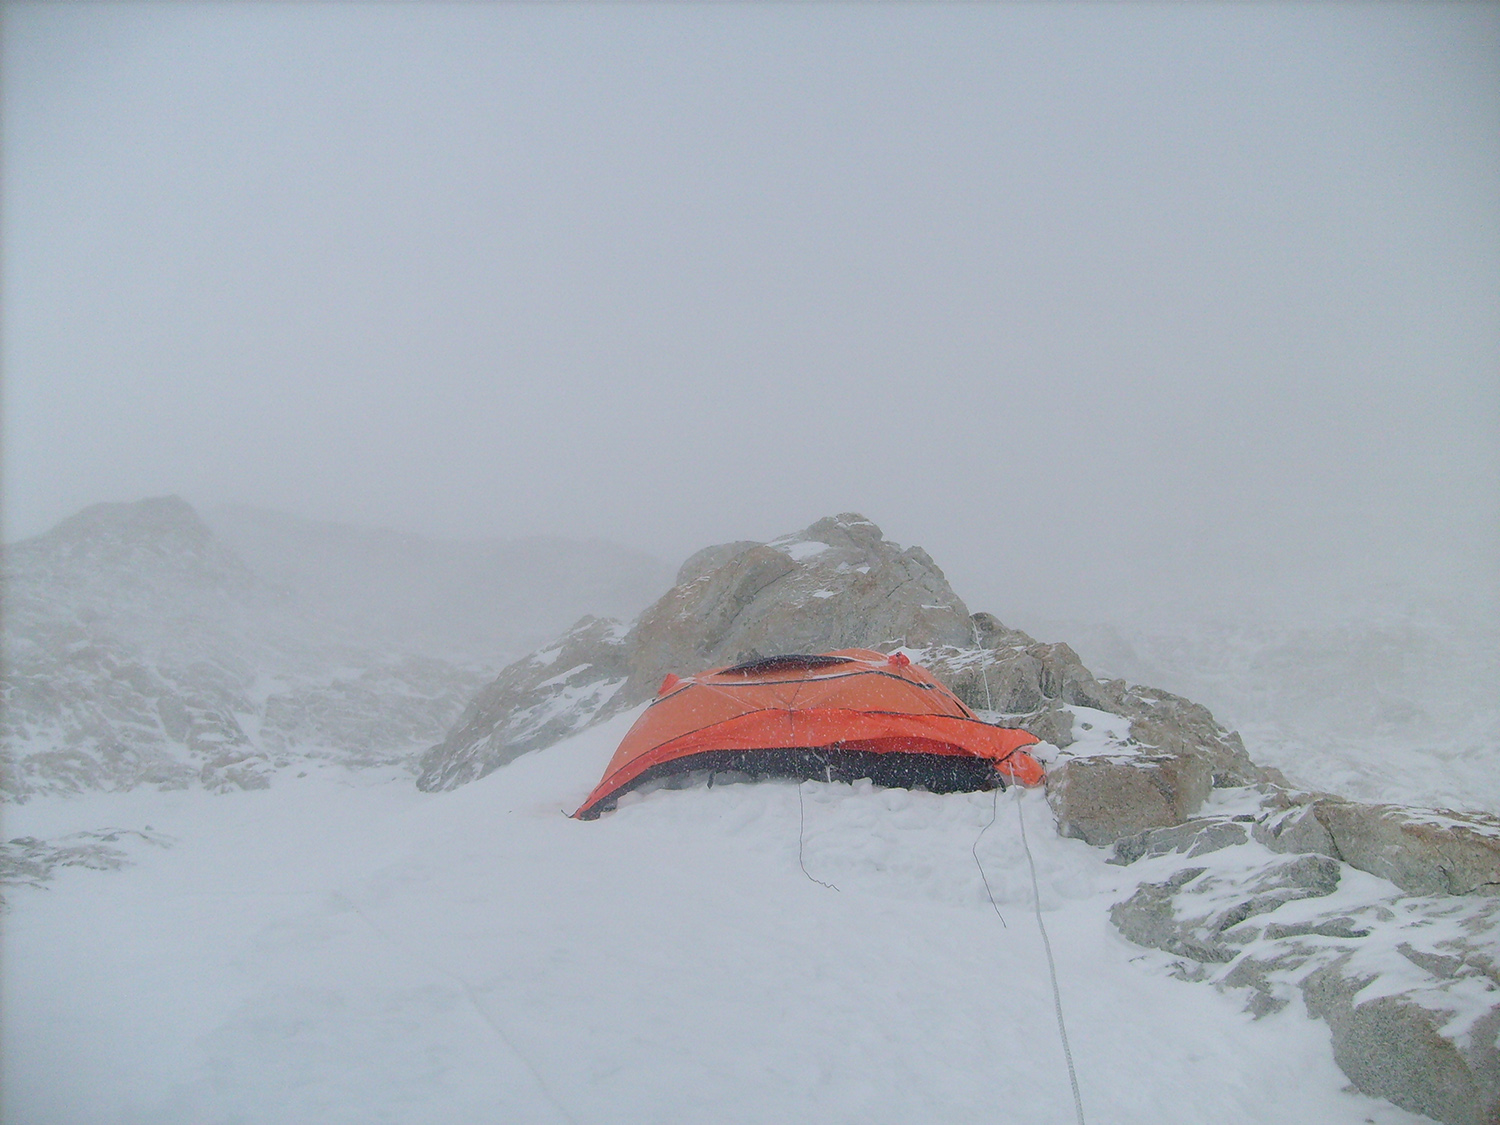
[796,782,840,893]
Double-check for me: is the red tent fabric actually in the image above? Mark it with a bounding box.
[573,648,1044,819]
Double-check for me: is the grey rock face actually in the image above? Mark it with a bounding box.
[621,515,975,702]
[673,541,763,587]
[1108,810,1500,1125]
[1110,854,1343,966]
[1258,799,1500,897]
[923,633,1261,844]
[415,616,630,792]
[1108,817,1253,866]
[1047,753,1216,847]
[1039,686,1260,847]
[1303,960,1500,1125]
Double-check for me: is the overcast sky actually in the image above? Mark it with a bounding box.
[4,3,1497,624]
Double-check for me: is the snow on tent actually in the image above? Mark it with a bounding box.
[573,648,1045,819]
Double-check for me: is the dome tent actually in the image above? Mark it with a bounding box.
[573,649,1044,819]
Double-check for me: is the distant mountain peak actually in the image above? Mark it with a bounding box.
[44,495,212,547]
[5,495,255,597]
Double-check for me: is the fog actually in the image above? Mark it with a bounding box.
[4,2,1497,626]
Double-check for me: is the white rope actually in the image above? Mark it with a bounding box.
[970,618,996,715]
[971,785,1007,928]
[1015,789,1086,1125]
[974,615,1085,1124]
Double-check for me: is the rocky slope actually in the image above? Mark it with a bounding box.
[416,513,1264,799]
[416,511,1500,1125]
[0,496,669,799]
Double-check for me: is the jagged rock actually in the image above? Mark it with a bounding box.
[1110,866,1239,964]
[969,611,1036,651]
[1120,687,1262,788]
[1031,675,1265,847]
[0,828,174,902]
[1254,800,1341,857]
[620,514,976,702]
[415,617,630,792]
[1015,701,1078,750]
[1303,957,1500,1125]
[1109,832,1500,1125]
[923,633,1263,845]
[1109,816,1253,865]
[1111,854,1343,965]
[1047,752,1216,846]
[673,541,763,587]
[1258,799,1500,897]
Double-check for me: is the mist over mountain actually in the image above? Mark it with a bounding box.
[0,496,670,799]
[205,503,673,663]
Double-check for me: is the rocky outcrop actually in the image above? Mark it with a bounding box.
[1048,753,1216,846]
[1111,852,1345,968]
[415,617,631,792]
[416,512,1267,845]
[919,624,1263,845]
[1303,954,1500,1125]
[417,514,990,790]
[0,827,174,904]
[620,515,976,703]
[1108,803,1500,1125]
[1257,799,1500,897]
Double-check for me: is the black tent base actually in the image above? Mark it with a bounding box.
[576,746,1008,820]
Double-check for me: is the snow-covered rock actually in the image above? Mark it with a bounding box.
[920,628,1265,843]
[416,513,993,790]
[1,496,666,798]
[1108,796,1500,1125]
[415,616,630,792]
[1256,799,1500,898]
[621,514,975,699]
[0,826,174,899]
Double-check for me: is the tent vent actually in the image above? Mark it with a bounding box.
[721,654,855,676]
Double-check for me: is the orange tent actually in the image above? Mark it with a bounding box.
[573,649,1044,819]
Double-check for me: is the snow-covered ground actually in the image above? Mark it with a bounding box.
[2,710,1431,1125]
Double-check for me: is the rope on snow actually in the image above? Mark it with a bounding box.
[1016,788,1087,1125]
[797,781,840,892]
[973,615,1085,1124]
[971,786,1008,928]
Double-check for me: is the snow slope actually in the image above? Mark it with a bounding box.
[2,711,1428,1125]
